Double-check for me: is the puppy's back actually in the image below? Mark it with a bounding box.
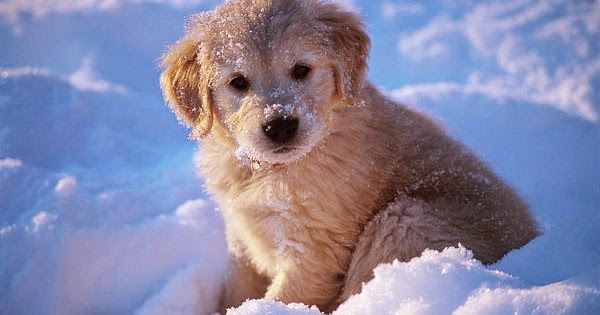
[363,84,538,263]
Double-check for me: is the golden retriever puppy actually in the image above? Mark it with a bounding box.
[160,0,539,313]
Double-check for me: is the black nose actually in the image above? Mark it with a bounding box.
[263,117,299,144]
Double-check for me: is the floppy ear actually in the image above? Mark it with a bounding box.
[160,34,214,139]
[316,4,370,105]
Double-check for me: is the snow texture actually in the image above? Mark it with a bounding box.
[1,0,599,314]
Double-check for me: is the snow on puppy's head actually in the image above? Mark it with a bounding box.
[160,0,369,166]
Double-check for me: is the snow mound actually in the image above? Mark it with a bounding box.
[135,262,225,315]
[454,274,600,315]
[493,210,600,286]
[334,246,515,315]
[229,243,600,315]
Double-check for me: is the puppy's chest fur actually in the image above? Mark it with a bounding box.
[200,123,389,276]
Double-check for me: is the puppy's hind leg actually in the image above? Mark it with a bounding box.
[337,198,465,304]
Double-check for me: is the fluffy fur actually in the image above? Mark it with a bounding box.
[160,0,539,313]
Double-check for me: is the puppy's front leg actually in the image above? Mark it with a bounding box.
[264,256,344,312]
[218,256,270,314]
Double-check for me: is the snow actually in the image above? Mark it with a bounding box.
[1,0,599,314]
[54,175,78,197]
[0,157,23,170]
[453,279,600,315]
[264,103,295,120]
[493,210,600,286]
[68,56,128,94]
[388,0,600,122]
[335,247,517,315]
[30,211,58,233]
[227,300,323,315]
[227,244,600,315]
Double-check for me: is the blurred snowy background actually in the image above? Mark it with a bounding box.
[1,0,599,314]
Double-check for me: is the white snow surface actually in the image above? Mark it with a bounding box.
[1,0,599,314]
[228,243,600,315]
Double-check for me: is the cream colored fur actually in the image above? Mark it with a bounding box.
[160,0,539,313]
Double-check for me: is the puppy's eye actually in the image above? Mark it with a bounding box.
[229,75,250,92]
[291,64,311,81]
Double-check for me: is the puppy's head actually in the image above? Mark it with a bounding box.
[160,0,369,165]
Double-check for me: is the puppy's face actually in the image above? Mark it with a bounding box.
[161,0,370,166]
[211,36,335,164]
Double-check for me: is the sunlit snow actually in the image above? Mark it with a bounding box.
[1,0,598,314]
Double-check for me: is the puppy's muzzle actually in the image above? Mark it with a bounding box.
[262,116,299,145]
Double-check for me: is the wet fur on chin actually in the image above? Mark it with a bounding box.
[160,0,539,313]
